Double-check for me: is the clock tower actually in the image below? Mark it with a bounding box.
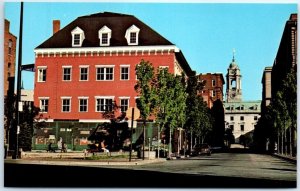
[226,52,242,102]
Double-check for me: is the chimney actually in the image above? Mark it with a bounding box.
[53,20,60,34]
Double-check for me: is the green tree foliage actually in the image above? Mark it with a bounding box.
[254,68,296,155]
[134,59,157,120]
[185,74,213,149]
[154,68,187,156]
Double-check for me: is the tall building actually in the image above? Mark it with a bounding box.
[197,73,225,108]
[271,13,297,98]
[4,19,17,96]
[4,19,17,146]
[226,55,242,103]
[224,55,260,143]
[33,12,193,150]
[261,66,272,114]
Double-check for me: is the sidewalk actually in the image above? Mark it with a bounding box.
[272,153,297,164]
[4,157,167,166]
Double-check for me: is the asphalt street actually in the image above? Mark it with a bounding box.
[4,151,296,188]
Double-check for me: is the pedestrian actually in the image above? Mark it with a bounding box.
[48,142,55,152]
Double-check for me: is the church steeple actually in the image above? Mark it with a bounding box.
[226,50,242,102]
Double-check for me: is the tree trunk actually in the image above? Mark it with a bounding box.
[289,127,292,157]
[143,121,146,160]
[281,129,284,155]
[157,125,160,159]
[190,131,193,154]
[168,128,172,158]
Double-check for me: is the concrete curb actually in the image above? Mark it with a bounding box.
[4,158,167,166]
[272,153,297,164]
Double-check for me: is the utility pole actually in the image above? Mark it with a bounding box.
[14,1,23,159]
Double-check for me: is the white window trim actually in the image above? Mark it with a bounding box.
[71,26,85,47]
[78,97,89,112]
[94,96,115,112]
[79,66,89,81]
[98,25,112,46]
[120,65,130,81]
[37,66,47,82]
[38,97,49,113]
[120,97,130,112]
[212,79,216,87]
[62,66,72,81]
[61,97,72,113]
[95,65,115,81]
[125,25,140,45]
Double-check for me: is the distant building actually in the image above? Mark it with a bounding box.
[4,19,17,147]
[261,66,272,114]
[224,55,260,143]
[33,12,193,150]
[197,73,225,108]
[271,13,297,98]
[4,19,17,96]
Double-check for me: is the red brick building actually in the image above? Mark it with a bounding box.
[4,19,17,146]
[33,12,192,149]
[4,19,17,97]
[197,73,225,108]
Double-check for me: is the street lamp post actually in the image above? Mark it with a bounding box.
[14,1,24,159]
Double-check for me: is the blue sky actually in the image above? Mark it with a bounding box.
[3,1,298,101]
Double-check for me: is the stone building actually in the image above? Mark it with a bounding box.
[224,55,260,143]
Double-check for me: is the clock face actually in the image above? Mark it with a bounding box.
[230,93,236,98]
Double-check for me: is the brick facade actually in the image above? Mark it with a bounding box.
[4,19,17,96]
[197,73,224,108]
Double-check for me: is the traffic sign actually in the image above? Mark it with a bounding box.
[126,107,140,120]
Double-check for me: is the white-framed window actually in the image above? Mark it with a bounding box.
[8,39,12,55]
[71,26,85,47]
[62,66,72,81]
[212,90,216,97]
[230,116,234,121]
[240,116,244,121]
[240,125,244,131]
[80,66,89,81]
[95,96,114,112]
[98,26,111,46]
[254,116,258,121]
[120,97,129,112]
[79,97,88,112]
[96,65,114,81]
[39,97,49,113]
[37,66,47,82]
[212,79,216,87]
[130,32,137,44]
[125,25,140,45]
[120,65,129,80]
[61,97,71,112]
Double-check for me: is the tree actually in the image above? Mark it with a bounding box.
[154,68,187,157]
[184,73,212,152]
[135,60,157,159]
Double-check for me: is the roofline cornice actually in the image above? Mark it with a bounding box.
[34,45,180,57]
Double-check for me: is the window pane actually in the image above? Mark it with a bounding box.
[121,67,129,80]
[63,68,71,81]
[102,33,108,44]
[62,99,70,112]
[130,32,136,44]
[80,68,88,81]
[74,34,80,45]
[79,99,87,112]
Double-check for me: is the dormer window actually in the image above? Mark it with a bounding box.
[71,26,85,47]
[125,25,140,45]
[98,26,111,46]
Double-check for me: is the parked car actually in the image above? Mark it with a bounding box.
[191,143,211,156]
